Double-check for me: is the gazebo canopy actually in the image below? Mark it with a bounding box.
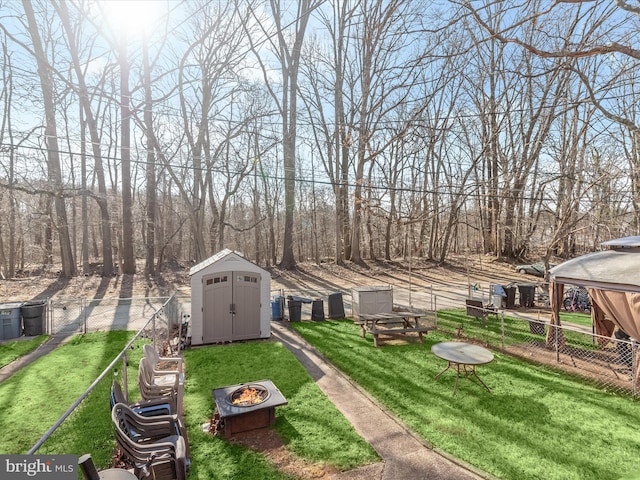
[548,236,640,341]
[549,239,640,293]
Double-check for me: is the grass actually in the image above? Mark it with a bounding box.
[436,309,596,351]
[182,341,378,479]
[0,331,141,465]
[0,332,377,479]
[0,335,49,367]
[559,311,593,328]
[291,318,640,480]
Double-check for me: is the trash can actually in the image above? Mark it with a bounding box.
[311,299,325,321]
[503,286,516,309]
[271,296,284,321]
[287,297,302,322]
[0,302,23,340]
[327,292,345,319]
[22,300,47,336]
[518,284,536,308]
[490,284,507,308]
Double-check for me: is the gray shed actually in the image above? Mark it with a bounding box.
[189,249,271,345]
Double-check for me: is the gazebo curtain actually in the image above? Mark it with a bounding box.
[587,289,640,340]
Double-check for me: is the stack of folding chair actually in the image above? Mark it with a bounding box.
[111,402,188,480]
[110,379,189,455]
[138,344,184,415]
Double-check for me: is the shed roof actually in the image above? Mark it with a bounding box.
[189,249,261,276]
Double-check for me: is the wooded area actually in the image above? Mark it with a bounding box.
[0,0,638,278]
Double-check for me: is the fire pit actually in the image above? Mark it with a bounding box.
[228,384,271,407]
[212,380,287,437]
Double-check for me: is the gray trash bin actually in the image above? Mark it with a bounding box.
[22,300,47,336]
[0,302,23,340]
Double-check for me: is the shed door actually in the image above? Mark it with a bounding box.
[232,272,261,340]
[202,271,261,343]
[203,273,233,343]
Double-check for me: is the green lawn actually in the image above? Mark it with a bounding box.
[291,318,640,480]
[560,311,593,328]
[0,331,139,465]
[0,332,377,479]
[0,335,49,368]
[436,309,596,351]
[182,342,378,479]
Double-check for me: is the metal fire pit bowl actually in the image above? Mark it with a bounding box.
[212,379,288,437]
[226,383,271,407]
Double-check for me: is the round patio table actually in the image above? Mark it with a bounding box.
[431,341,494,395]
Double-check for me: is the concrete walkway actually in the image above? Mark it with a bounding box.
[0,334,74,383]
[2,323,494,479]
[271,322,493,480]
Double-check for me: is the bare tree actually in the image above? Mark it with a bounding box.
[460,0,640,234]
[300,1,358,265]
[245,0,322,269]
[21,0,75,276]
[345,0,432,264]
[54,0,114,276]
[177,0,251,262]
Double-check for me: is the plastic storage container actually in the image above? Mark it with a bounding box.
[271,299,283,321]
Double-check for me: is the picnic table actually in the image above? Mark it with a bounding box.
[356,311,435,347]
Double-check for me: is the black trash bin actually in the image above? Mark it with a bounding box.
[518,284,536,308]
[503,286,516,309]
[311,299,325,321]
[287,297,302,322]
[327,292,345,319]
[22,300,47,336]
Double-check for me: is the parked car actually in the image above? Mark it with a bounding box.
[515,262,556,277]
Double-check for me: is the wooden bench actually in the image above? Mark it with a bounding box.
[367,326,435,347]
[465,299,498,324]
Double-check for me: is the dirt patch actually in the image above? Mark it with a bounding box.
[229,428,340,479]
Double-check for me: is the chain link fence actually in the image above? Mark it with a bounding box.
[29,294,188,456]
[436,308,639,397]
[274,285,639,397]
[49,297,171,336]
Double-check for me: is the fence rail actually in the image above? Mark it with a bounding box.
[273,286,638,397]
[436,308,639,398]
[28,294,185,455]
[49,297,169,335]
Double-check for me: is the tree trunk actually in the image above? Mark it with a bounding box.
[143,40,156,276]
[23,0,75,276]
[119,36,135,274]
[56,0,113,276]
